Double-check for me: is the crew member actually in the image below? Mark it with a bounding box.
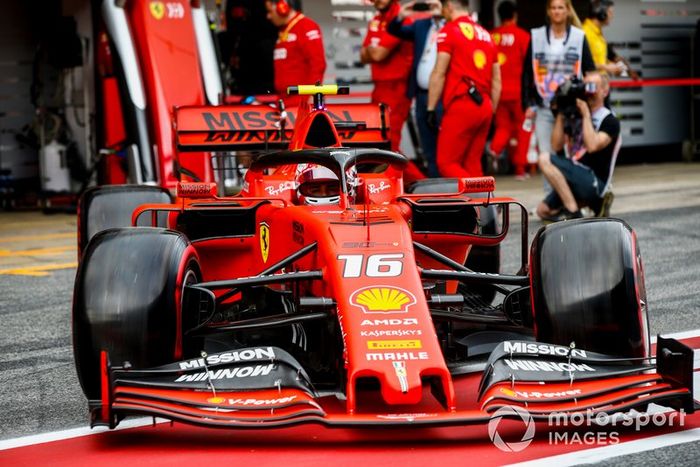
[536,72,619,221]
[388,0,445,178]
[427,0,501,178]
[265,0,326,107]
[361,0,413,153]
[582,0,639,79]
[488,1,529,178]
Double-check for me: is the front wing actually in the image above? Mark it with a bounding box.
[94,337,696,429]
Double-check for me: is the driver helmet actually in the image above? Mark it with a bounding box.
[296,165,341,205]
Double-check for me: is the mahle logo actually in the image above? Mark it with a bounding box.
[488,406,536,452]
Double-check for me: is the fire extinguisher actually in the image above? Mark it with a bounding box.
[40,139,72,193]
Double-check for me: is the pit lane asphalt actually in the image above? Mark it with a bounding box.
[0,163,699,465]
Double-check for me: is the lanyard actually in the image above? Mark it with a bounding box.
[422,21,443,60]
[280,13,305,42]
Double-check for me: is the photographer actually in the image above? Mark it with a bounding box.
[536,72,619,222]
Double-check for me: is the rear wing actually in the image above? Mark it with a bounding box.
[174,103,389,151]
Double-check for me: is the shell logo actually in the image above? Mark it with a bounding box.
[498,52,507,65]
[351,286,416,314]
[473,50,487,70]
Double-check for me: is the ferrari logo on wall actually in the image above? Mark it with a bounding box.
[350,286,416,314]
[259,222,270,263]
[149,1,165,20]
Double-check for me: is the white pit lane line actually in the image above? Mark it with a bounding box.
[506,428,700,467]
[0,418,170,451]
[652,330,700,344]
[2,329,700,453]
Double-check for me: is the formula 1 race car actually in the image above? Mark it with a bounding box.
[73,85,695,429]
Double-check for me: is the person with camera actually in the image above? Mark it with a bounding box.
[387,0,445,178]
[427,0,501,178]
[536,72,619,222]
[522,0,596,191]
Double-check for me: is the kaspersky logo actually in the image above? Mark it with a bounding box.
[350,286,416,314]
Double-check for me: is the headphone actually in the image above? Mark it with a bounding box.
[591,0,612,22]
[275,0,290,16]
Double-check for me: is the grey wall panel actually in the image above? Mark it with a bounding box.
[607,1,697,147]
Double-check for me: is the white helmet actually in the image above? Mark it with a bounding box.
[296,165,341,205]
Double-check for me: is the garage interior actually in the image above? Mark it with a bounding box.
[0,0,698,210]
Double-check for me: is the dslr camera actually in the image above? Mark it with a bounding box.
[552,76,596,119]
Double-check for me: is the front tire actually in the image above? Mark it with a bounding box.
[73,228,200,400]
[530,218,649,358]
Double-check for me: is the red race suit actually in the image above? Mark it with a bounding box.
[490,21,530,175]
[273,13,326,107]
[363,2,412,152]
[436,15,497,177]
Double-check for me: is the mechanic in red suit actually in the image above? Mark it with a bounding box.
[360,0,413,153]
[265,0,326,107]
[427,0,501,178]
[488,1,530,178]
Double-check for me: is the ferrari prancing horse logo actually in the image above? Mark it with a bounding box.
[259,222,270,263]
[149,1,165,20]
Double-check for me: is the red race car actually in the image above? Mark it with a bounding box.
[73,85,694,429]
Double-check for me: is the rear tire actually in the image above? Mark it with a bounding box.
[530,218,649,358]
[78,185,172,256]
[73,228,200,400]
